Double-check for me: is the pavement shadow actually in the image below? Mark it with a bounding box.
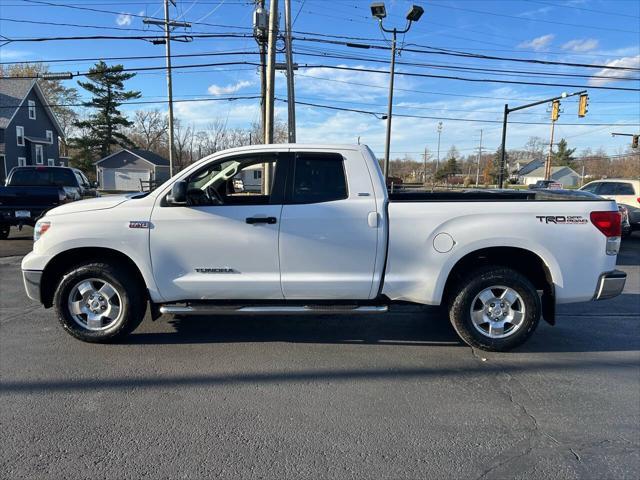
[125,302,639,353]
[617,233,640,266]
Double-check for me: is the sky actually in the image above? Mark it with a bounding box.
[1,0,639,161]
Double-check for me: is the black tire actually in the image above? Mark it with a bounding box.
[448,266,541,352]
[0,224,9,240]
[53,261,146,343]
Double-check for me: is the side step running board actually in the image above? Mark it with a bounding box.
[159,304,389,315]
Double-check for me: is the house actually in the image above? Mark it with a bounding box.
[516,159,545,178]
[95,148,170,191]
[0,78,65,183]
[238,163,263,192]
[522,166,580,188]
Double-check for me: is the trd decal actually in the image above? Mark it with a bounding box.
[536,215,588,224]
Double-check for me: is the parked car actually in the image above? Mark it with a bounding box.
[619,205,632,238]
[6,166,98,201]
[0,183,67,239]
[580,179,640,231]
[528,180,563,190]
[22,144,625,352]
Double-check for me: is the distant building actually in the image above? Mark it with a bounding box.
[95,148,170,191]
[0,78,65,183]
[516,159,545,178]
[522,166,580,188]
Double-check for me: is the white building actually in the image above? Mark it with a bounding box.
[522,166,580,188]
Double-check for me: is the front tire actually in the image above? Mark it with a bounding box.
[448,267,541,352]
[0,224,9,240]
[53,262,146,343]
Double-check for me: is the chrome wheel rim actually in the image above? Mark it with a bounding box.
[470,285,526,339]
[67,278,123,331]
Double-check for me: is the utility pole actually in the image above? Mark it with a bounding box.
[544,101,559,181]
[284,0,296,143]
[143,0,191,177]
[253,1,268,139]
[436,121,443,178]
[264,0,278,145]
[475,129,483,187]
[422,146,429,184]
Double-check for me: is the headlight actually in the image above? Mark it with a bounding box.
[34,221,51,241]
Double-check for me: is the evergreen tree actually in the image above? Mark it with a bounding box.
[73,61,141,158]
[553,138,577,169]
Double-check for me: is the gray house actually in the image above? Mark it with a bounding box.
[0,78,64,183]
[522,166,580,188]
[95,148,170,191]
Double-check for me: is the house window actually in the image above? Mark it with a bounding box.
[46,130,53,144]
[28,100,36,120]
[18,157,27,167]
[253,170,262,180]
[48,158,55,166]
[1,155,5,178]
[35,144,44,164]
[16,126,25,146]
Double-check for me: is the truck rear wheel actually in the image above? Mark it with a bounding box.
[448,267,541,352]
[0,224,9,240]
[53,262,146,343]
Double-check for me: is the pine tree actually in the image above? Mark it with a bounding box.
[73,61,141,158]
[553,138,577,169]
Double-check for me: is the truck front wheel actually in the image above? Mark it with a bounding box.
[0,224,10,240]
[448,267,541,352]
[53,262,146,343]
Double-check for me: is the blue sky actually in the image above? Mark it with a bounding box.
[1,0,639,159]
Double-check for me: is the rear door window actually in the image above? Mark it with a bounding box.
[597,183,618,195]
[290,154,348,204]
[581,182,600,194]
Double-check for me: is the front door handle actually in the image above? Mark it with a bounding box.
[246,216,277,225]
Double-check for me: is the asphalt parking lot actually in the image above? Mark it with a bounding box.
[1,227,638,479]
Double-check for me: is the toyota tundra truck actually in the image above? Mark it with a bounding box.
[21,144,626,351]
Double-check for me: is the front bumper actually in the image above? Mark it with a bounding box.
[593,270,627,300]
[22,270,43,303]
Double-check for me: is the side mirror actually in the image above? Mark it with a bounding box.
[167,180,187,205]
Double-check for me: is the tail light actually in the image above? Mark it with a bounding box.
[590,211,621,237]
[591,210,621,256]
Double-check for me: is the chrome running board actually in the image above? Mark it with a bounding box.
[159,304,388,315]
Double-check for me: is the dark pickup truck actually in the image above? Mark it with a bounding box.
[0,166,87,239]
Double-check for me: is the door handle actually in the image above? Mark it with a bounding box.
[246,216,277,225]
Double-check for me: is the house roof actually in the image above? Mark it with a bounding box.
[95,148,169,167]
[517,159,544,176]
[525,166,579,179]
[0,78,64,136]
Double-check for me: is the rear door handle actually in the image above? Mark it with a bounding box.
[246,216,277,225]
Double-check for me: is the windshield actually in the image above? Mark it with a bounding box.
[9,168,77,187]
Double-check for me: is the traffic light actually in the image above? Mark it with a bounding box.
[578,94,589,117]
[633,135,639,149]
[551,100,560,121]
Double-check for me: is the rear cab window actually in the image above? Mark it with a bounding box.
[289,153,348,204]
[8,168,77,187]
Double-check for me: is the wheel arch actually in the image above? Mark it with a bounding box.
[40,247,147,308]
[441,246,556,325]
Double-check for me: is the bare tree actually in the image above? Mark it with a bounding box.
[130,110,168,151]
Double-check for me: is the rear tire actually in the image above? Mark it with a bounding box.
[0,224,9,240]
[53,261,146,343]
[448,266,541,352]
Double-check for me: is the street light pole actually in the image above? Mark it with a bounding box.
[370,3,424,184]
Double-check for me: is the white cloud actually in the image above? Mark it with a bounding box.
[207,80,252,95]
[517,34,555,51]
[116,13,133,26]
[589,55,640,86]
[562,38,599,53]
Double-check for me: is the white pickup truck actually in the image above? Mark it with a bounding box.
[22,144,626,351]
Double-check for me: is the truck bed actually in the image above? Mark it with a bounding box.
[388,189,604,202]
